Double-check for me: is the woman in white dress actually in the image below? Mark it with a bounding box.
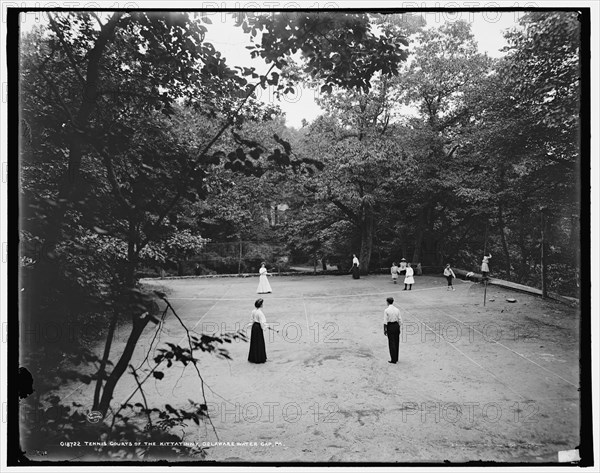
[403,262,415,291]
[481,254,492,280]
[390,262,399,284]
[256,262,272,294]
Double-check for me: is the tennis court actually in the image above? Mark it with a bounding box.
[61,274,581,462]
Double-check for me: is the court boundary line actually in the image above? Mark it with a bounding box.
[404,303,580,421]
[300,292,311,337]
[404,309,529,401]
[431,307,579,389]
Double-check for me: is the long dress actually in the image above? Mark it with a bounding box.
[481,256,491,273]
[256,267,272,293]
[404,267,415,285]
[248,308,267,363]
[351,263,360,279]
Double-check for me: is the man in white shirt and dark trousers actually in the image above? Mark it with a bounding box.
[383,297,402,364]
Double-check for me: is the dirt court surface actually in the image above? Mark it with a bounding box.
[59,274,581,463]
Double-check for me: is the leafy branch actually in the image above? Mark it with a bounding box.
[107,291,247,442]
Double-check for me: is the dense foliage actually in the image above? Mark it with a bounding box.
[278,13,582,295]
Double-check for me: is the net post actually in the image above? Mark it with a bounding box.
[484,279,487,306]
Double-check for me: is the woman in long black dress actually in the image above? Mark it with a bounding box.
[248,298,269,363]
[351,254,360,279]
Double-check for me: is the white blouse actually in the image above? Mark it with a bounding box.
[444,268,456,277]
[250,308,268,330]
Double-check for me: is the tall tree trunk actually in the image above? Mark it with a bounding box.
[412,227,424,266]
[126,215,139,287]
[33,14,124,320]
[569,213,580,292]
[497,205,511,278]
[359,208,375,275]
[518,206,528,283]
[93,306,119,410]
[270,204,277,227]
[97,313,151,416]
[401,230,408,261]
[455,221,475,253]
[425,206,438,266]
[41,13,124,261]
[412,206,429,265]
[541,208,548,298]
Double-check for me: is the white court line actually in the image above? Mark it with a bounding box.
[300,292,310,338]
[432,307,579,389]
[405,305,581,419]
[404,309,529,401]
[186,283,234,333]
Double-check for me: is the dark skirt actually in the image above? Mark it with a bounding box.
[248,322,267,363]
[351,264,360,279]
